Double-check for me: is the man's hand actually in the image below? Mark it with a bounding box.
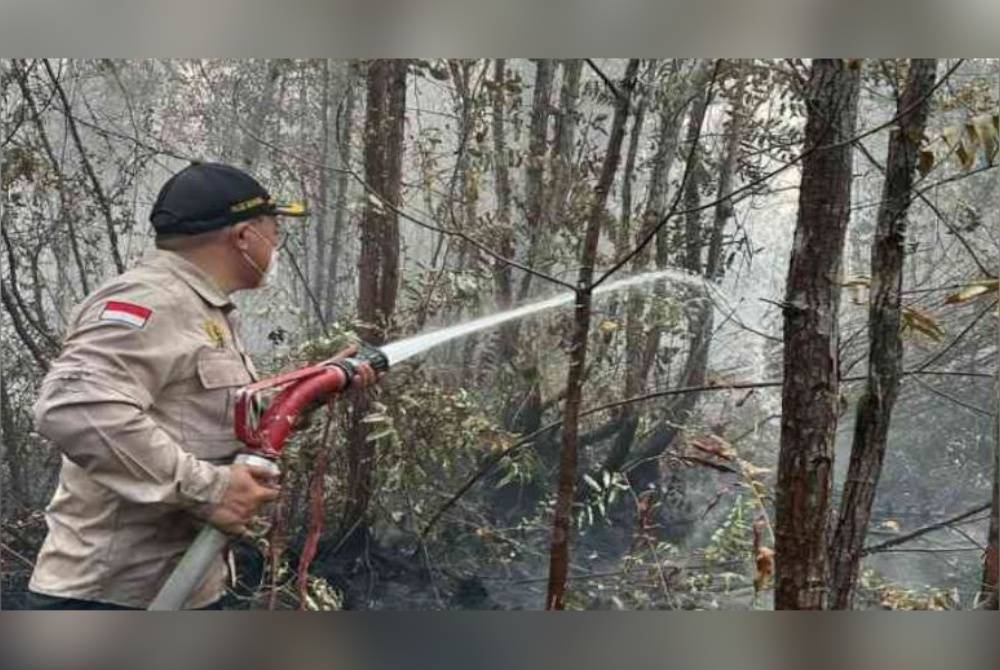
[332,344,379,388]
[203,463,280,535]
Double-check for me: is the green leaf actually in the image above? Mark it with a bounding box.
[583,473,602,493]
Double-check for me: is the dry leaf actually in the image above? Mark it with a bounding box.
[944,279,998,304]
[901,306,946,341]
[754,546,775,593]
[688,434,736,461]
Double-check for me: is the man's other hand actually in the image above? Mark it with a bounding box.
[204,463,280,535]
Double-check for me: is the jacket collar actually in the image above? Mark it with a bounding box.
[151,249,233,309]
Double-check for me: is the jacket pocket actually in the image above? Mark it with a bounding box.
[179,349,253,459]
[196,349,253,389]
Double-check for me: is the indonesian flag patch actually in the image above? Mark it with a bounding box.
[100,300,153,329]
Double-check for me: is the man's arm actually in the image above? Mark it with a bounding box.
[34,375,231,507]
[36,280,235,509]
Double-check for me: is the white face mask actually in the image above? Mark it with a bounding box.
[242,227,280,287]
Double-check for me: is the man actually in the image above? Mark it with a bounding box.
[26,162,375,610]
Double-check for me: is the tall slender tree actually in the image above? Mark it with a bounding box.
[983,304,999,608]
[775,58,861,610]
[829,59,938,610]
[340,59,407,550]
[546,59,640,610]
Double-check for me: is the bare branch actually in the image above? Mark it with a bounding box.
[43,59,125,274]
[863,503,991,555]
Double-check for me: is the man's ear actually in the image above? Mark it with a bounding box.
[229,222,252,250]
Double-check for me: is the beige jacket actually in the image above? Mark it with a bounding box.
[29,250,258,609]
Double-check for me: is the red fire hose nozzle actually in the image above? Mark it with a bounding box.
[234,345,389,459]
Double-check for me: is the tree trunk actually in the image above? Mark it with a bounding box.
[517,59,554,302]
[982,301,999,608]
[602,60,712,476]
[828,59,937,610]
[449,60,483,372]
[491,59,517,361]
[617,65,714,496]
[775,59,861,610]
[615,76,647,256]
[546,59,639,610]
[326,62,358,321]
[598,83,648,471]
[311,59,332,334]
[241,59,283,170]
[502,59,553,435]
[341,59,407,548]
[548,59,584,233]
[43,60,125,275]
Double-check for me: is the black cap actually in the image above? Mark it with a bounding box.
[150,162,307,235]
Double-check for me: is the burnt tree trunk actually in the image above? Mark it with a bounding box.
[775,59,860,610]
[340,59,407,551]
[546,59,639,610]
[828,59,937,610]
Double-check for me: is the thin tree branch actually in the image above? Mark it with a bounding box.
[852,138,993,278]
[909,375,994,417]
[0,280,50,369]
[862,502,991,555]
[910,298,998,373]
[43,59,125,274]
[11,59,90,294]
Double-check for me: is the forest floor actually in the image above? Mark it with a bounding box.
[2,507,981,610]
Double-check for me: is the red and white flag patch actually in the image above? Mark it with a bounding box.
[100,300,153,329]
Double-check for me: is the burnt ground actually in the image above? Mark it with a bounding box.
[0,511,514,610]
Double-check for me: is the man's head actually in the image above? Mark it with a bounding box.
[150,162,306,292]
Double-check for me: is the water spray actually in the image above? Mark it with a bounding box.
[150,268,704,608]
